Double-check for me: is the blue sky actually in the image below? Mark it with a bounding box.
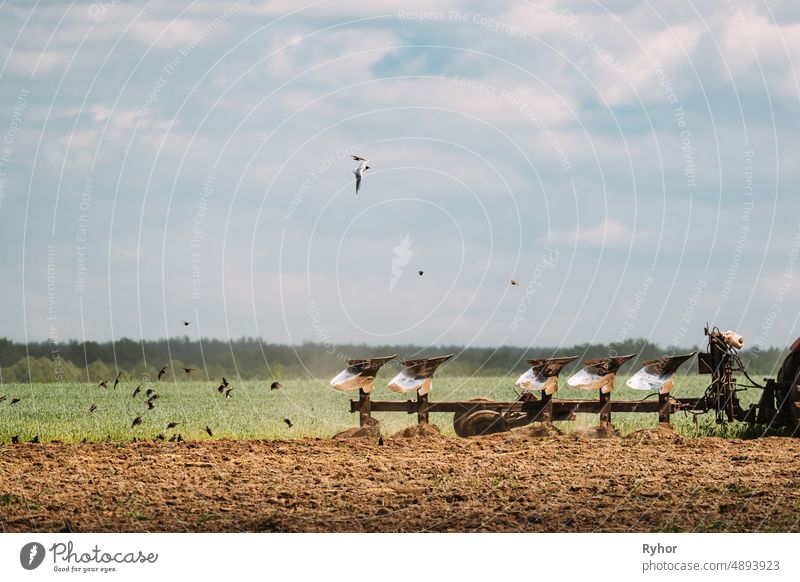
[1,0,799,351]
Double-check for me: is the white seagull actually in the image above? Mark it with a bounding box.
[352,155,370,194]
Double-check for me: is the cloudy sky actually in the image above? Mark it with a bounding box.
[1,0,799,351]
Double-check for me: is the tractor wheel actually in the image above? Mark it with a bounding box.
[777,352,800,430]
[453,398,509,437]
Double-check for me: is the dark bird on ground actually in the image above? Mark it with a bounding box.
[270,381,283,390]
[181,367,196,378]
[88,403,97,413]
[284,418,293,428]
[81,437,87,444]
[205,426,213,437]
[511,279,520,286]
[154,434,165,441]
[221,377,229,387]
[225,388,234,399]
[168,434,176,442]
[146,388,155,397]
[132,385,141,398]
[180,320,190,326]
[176,434,183,442]
[165,422,178,430]
[378,436,384,446]
[147,400,155,410]
[30,435,40,443]
[10,398,20,405]
[131,416,143,428]
[113,372,122,389]
[99,379,108,389]
[157,365,169,381]
[11,435,19,444]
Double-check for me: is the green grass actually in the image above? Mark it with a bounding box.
[0,374,781,442]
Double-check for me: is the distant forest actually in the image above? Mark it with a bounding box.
[0,336,793,384]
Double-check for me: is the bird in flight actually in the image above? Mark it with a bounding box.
[146,400,156,410]
[180,320,190,326]
[352,155,370,194]
[217,383,226,394]
[205,426,213,437]
[0,395,6,403]
[511,279,520,286]
[270,381,283,390]
[113,372,122,389]
[99,379,108,389]
[10,397,20,405]
[221,377,229,387]
[284,418,293,429]
[88,403,97,413]
[225,388,235,400]
[165,422,178,430]
[132,385,141,398]
[146,388,155,397]
[181,367,196,378]
[157,365,169,381]
[147,393,160,402]
[418,271,424,276]
[131,416,143,428]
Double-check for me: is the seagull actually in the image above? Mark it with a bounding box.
[157,365,169,381]
[352,155,370,194]
[270,381,283,390]
[113,372,122,389]
[180,320,190,326]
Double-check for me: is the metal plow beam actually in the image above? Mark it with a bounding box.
[627,352,697,394]
[388,354,453,396]
[515,355,580,395]
[330,355,397,393]
[567,354,637,393]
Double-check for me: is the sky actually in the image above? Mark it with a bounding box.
[0,0,799,352]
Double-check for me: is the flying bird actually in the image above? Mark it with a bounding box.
[99,380,108,389]
[131,416,142,428]
[113,372,122,389]
[180,320,190,326]
[88,403,97,413]
[147,400,156,410]
[221,377,229,387]
[511,279,520,286]
[0,395,6,403]
[225,388,234,399]
[205,426,213,437]
[352,155,370,194]
[181,367,196,378]
[418,271,424,276]
[145,388,155,397]
[147,393,160,402]
[10,398,20,405]
[132,385,141,398]
[283,418,293,428]
[157,365,169,381]
[217,384,226,394]
[270,381,283,390]
[165,422,178,430]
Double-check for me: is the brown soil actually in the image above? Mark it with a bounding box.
[624,423,684,443]
[333,417,381,439]
[571,422,620,439]
[391,423,443,438]
[1,437,799,533]
[509,423,564,439]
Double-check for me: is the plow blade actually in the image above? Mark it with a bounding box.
[330,355,397,393]
[627,352,697,394]
[388,354,453,396]
[567,354,636,393]
[515,355,580,395]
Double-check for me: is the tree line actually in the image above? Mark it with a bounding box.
[0,336,791,384]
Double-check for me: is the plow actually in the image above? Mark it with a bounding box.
[331,326,800,437]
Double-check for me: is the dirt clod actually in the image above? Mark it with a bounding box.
[391,423,443,438]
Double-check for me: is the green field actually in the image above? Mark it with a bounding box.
[0,374,780,442]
